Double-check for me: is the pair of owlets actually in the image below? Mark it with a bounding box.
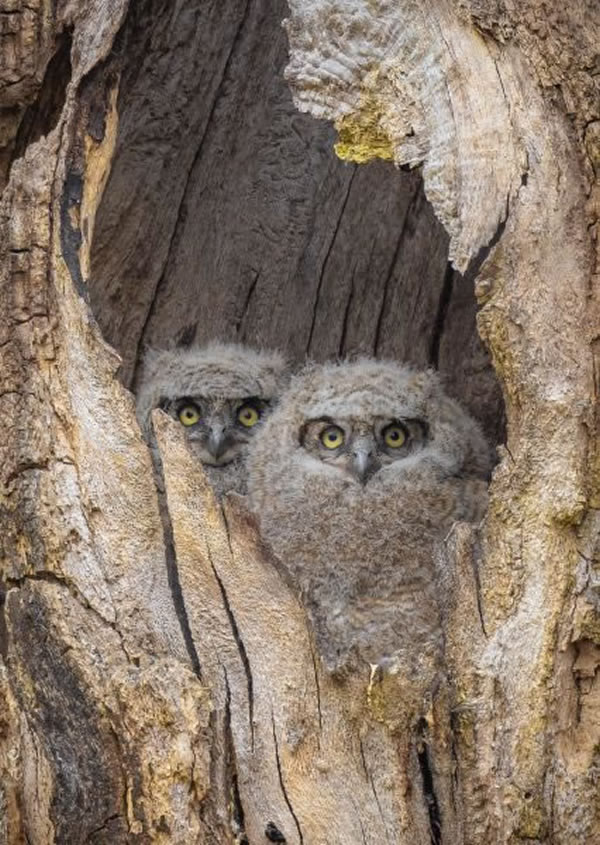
[137,343,491,673]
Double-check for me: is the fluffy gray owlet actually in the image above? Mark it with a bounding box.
[248,359,492,673]
[137,342,289,497]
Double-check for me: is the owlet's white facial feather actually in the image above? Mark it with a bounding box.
[248,358,492,673]
[137,342,289,497]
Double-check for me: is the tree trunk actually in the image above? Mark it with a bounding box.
[0,0,598,843]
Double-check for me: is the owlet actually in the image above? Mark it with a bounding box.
[137,342,288,497]
[247,358,492,673]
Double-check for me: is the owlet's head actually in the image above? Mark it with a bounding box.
[136,342,289,468]
[249,358,492,495]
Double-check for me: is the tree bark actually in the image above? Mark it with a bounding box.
[0,0,598,843]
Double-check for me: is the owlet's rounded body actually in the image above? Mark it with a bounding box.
[248,359,492,673]
[137,342,288,497]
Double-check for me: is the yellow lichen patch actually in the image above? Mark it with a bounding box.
[366,651,438,734]
[578,614,600,645]
[334,92,394,164]
[514,795,547,841]
[366,663,388,723]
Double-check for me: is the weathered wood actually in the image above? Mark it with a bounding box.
[0,3,225,841]
[156,411,451,844]
[0,0,60,190]
[1,0,598,842]
[284,0,599,840]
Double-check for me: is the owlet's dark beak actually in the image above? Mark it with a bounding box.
[207,423,227,459]
[351,437,379,485]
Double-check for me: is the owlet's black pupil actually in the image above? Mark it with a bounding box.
[390,431,399,440]
[328,433,337,441]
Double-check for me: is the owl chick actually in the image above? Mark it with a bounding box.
[248,359,492,674]
[137,342,288,497]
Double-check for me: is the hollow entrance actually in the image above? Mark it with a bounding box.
[88,0,504,447]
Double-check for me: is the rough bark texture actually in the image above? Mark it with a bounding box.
[0,0,598,843]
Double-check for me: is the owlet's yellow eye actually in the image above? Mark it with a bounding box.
[383,423,406,449]
[238,404,260,428]
[178,404,200,426]
[320,426,345,449]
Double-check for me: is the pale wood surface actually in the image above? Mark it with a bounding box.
[0,0,598,842]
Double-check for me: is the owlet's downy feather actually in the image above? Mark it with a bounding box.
[137,342,289,497]
[248,358,492,674]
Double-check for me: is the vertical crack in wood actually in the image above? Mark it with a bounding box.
[306,164,357,357]
[223,670,248,844]
[358,738,392,845]
[449,711,461,791]
[463,193,510,285]
[337,265,355,359]
[417,718,442,845]
[428,262,455,368]
[210,512,255,749]
[0,582,7,659]
[150,450,202,678]
[471,540,488,639]
[236,269,261,339]
[308,640,323,734]
[131,0,253,388]
[271,710,304,845]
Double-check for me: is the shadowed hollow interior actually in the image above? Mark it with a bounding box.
[87,0,505,446]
